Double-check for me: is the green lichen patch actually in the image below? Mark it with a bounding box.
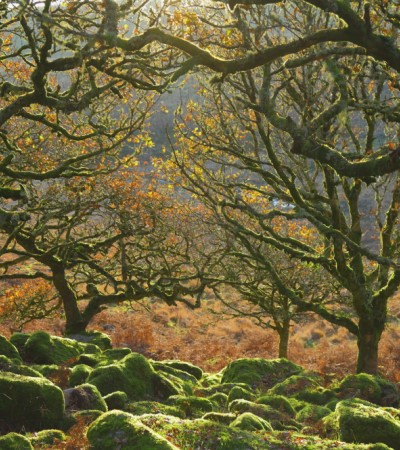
[167,395,215,418]
[0,433,33,450]
[230,412,273,432]
[29,429,66,447]
[88,352,179,401]
[87,411,180,450]
[0,372,64,431]
[64,383,107,412]
[68,364,93,387]
[221,358,303,391]
[267,374,322,397]
[23,331,100,365]
[334,374,399,407]
[0,335,21,361]
[324,398,400,449]
[104,391,129,411]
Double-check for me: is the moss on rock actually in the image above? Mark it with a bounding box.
[0,433,33,450]
[87,410,180,449]
[23,331,100,365]
[296,404,332,424]
[256,394,296,417]
[68,364,93,387]
[64,383,107,412]
[0,372,64,431]
[0,355,43,378]
[104,391,129,410]
[167,395,214,418]
[325,398,400,449]
[67,331,112,350]
[228,385,255,403]
[267,373,322,397]
[156,360,203,380]
[9,332,30,357]
[0,335,21,361]
[202,412,236,424]
[335,374,399,407]
[221,358,303,391]
[29,429,66,447]
[295,387,337,406]
[88,352,179,401]
[127,400,183,418]
[230,412,273,432]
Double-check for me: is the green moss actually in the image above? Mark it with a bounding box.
[228,385,255,403]
[31,364,61,377]
[296,404,331,424]
[0,433,33,450]
[257,394,296,417]
[202,412,236,424]
[104,391,129,410]
[87,411,180,449]
[325,398,400,448]
[127,400,183,418]
[88,352,179,401]
[156,360,203,380]
[221,358,303,391]
[196,382,252,397]
[208,392,229,409]
[67,331,112,350]
[72,409,104,423]
[0,372,64,431]
[29,429,66,447]
[75,353,100,367]
[0,335,21,361]
[69,364,93,387]
[9,332,30,357]
[268,374,322,397]
[230,412,273,432]
[295,387,337,405]
[152,361,198,385]
[23,331,100,365]
[334,374,399,407]
[0,355,43,377]
[167,395,214,418]
[64,383,107,412]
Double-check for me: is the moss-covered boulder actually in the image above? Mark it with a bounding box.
[202,412,236,425]
[0,355,43,378]
[228,385,255,403]
[267,373,322,397]
[76,347,132,367]
[324,399,400,449]
[0,335,21,361]
[87,411,180,450]
[221,358,303,391]
[67,331,112,350]
[335,374,399,407]
[69,364,93,387]
[88,352,179,401]
[9,332,30,356]
[29,429,66,447]
[230,412,273,432]
[126,400,183,418]
[64,383,107,412]
[0,433,33,450]
[295,387,338,406]
[152,361,198,386]
[104,391,129,410]
[155,360,203,380]
[208,392,229,409]
[256,394,296,418]
[23,331,100,365]
[296,404,332,424]
[0,372,64,431]
[167,395,214,418]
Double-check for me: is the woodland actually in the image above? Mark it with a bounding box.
[0,0,399,448]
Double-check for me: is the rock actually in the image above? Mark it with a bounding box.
[0,372,64,431]
[0,433,33,450]
[126,400,183,418]
[202,412,236,424]
[228,385,255,403]
[23,331,100,365]
[267,373,322,397]
[69,364,93,387]
[0,335,21,361]
[335,374,399,407]
[295,387,337,405]
[103,391,129,410]
[29,429,66,447]
[64,384,107,412]
[0,355,43,378]
[221,358,303,390]
[88,352,179,400]
[296,404,331,424]
[324,398,400,449]
[152,361,199,385]
[9,332,30,356]
[166,395,214,418]
[256,394,296,418]
[156,360,203,380]
[87,411,180,450]
[66,331,112,350]
[76,347,132,367]
[230,412,273,432]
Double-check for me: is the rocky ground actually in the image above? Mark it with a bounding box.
[0,331,399,449]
